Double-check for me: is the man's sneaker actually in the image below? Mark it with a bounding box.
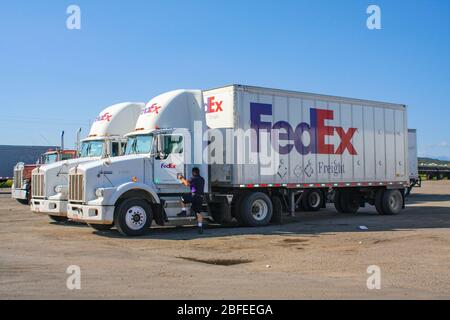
[177,211,187,217]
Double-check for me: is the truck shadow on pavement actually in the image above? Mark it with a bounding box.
[405,193,450,205]
[92,194,450,241]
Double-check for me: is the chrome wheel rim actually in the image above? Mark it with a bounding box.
[125,206,147,230]
[251,199,268,221]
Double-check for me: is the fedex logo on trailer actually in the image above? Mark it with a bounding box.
[205,96,224,113]
[250,103,357,156]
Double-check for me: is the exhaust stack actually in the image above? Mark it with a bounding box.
[76,128,82,155]
[61,131,65,151]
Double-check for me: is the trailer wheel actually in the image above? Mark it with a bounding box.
[380,190,403,215]
[270,196,283,224]
[333,190,345,213]
[49,215,68,223]
[341,191,360,214]
[114,198,152,236]
[374,189,385,215]
[237,192,273,227]
[301,189,322,212]
[88,223,113,232]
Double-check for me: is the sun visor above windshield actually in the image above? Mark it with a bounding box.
[133,90,205,133]
[88,102,145,138]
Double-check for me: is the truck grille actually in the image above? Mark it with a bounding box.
[14,169,23,189]
[32,173,44,198]
[69,174,84,202]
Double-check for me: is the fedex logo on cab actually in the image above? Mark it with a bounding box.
[160,163,176,169]
[251,103,357,156]
[95,112,112,122]
[142,103,162,115]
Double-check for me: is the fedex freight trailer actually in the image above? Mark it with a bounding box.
[67,85,409,236]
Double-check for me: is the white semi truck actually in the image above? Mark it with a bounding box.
[30,102,144,222]
[66,85,409,236]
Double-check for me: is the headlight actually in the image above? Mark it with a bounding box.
[54,185,67,194]
[95,188,104,198]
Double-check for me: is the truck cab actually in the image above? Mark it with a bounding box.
[30,102,144,222]
[67,90,209,234]
[12,149,77,205]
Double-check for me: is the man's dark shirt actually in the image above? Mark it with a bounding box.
[189,175,205,196]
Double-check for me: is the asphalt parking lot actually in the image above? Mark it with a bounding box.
[0,181,449,299]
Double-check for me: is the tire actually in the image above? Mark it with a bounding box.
[88,223,113,231]
[114,198,153,236]
[301,189,322,212]
[339,191,360,214]
[374,189,385,215]
[236,192,273,227]
[210,202,232,224]
[231,194,246,224]
[380,189,403,215]
[270,196,283,224]
[333,190,345,213]
[49,215,68,223]
[16,199,29,205]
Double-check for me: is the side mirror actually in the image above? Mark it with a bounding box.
[105,141,111,157]
[156,135,163,154]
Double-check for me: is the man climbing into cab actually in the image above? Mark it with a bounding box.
[177,167,205,234]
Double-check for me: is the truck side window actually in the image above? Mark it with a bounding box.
[157,135,183,160]
[112,142,119,157]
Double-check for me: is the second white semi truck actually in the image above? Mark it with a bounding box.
[66,85,409,236]
[30,102,144,222]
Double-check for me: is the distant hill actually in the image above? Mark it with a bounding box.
[418,157,450,167]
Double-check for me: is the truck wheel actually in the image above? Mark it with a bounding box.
[49,215,68,223]
[114,198,152,236]
[210,202,232,224]
[237,192,273,227]
[270,196,283,224]
[16,199,29,205]
[301,189,322,212]
[380,190,403,215]
[231,194,245,222]
[333,190,345,213]
[339,191,360,214]
[88,223,113,232]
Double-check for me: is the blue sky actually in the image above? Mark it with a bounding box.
[0,0,449,159]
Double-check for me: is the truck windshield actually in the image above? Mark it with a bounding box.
[125,134,153,155]
[80,140,104,157]
[43,153,58,164]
